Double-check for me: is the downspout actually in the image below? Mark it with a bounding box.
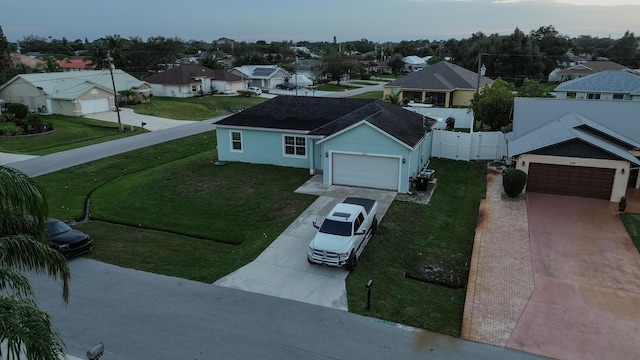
[309,138,315,175]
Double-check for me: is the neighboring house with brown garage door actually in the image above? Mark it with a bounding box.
[508,98,640,202]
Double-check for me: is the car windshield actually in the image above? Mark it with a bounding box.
[46,220,72,236]
[319,219,352,236]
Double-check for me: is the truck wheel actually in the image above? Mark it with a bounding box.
[345,251,357,271]
[371,217,378,234]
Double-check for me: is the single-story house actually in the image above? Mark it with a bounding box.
[383,61,493,107]
[555,60,629,82]
[215,97,436,193]
[292,59,321,82]
[143,64,245,97]
[508,98,640,202]
[0,70,151,117]
[554,70,640,101]
[229,65,291,90]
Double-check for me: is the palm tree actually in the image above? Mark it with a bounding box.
[0,166,71,360]
[384,93,402,106]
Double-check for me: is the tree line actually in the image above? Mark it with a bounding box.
[1,25,638,84]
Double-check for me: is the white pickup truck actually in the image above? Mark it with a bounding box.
[307,197,378,270]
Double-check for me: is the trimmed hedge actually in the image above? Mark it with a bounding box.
[503,169,527,198]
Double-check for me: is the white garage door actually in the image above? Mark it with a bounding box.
[80,98,110,115]
[332,153,400,191]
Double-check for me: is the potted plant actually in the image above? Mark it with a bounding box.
[619,196,627,212]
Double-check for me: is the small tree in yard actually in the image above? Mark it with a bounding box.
[470,78,515,131]
[503,169,527,198]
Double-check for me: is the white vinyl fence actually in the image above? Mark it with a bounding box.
[430,129,508,161]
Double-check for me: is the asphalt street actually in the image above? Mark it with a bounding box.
[29,259,547,360]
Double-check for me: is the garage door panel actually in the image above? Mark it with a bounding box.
[80,98,110,115]
[527,163,614,200]
[332,153,399,191]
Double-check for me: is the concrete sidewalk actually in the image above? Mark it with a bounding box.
[215,175,396,310]
[85,108,196,131]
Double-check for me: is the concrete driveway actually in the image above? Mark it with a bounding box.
[86,108,196,131]
[507,193,640,359]
[215,175,397,310]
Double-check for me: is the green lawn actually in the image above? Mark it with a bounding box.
[130,95,266,120]
[315,83,360,92]
[620,213,640,251]
[351,91,384,99]
[0,115,143,155]
[346,159,486,336]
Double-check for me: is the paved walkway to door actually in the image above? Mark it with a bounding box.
[462,167,640,359]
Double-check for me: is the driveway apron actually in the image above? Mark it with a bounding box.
[214,175,396,310]
[507,193,640,360]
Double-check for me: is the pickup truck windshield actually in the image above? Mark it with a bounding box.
[319,219,352,236]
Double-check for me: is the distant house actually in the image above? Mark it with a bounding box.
[508,98,640,202]
[57,57,95,71]
[229,65,290,90]
[9,53,45,70]
[143,64,244,97]
[0,70,151,117]
[383,61,493,107]
[556,60,629,82]
[215,96,436,193]
[554,70,640,101]
[292,59,321,82]
[402,56,429,72]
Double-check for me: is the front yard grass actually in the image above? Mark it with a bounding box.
[620,213,640,251]
[350,91,383,99]
[346,159,486,337]
[37,131,316,282]
[315,83,360,92]
[129,95,266,120]
[0,115,142,155]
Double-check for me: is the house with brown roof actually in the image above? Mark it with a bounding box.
[57,57,95,72]
[383,61,493,107]
[556,60,629,82]
[143,64,245,97]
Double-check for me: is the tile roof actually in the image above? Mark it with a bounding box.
[143,64,241,85]
[385,61,493,91]
[57,58,94,69]
[509,98,640,164]
[215,97,435,148]
[555,70,640,95]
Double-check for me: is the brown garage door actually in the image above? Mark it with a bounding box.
[526,163,615,200]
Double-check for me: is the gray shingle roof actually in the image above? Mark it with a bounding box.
[555,70,640,95]
[385,61,493,91]
[509,98,640,165]
[215,97,435,148]
[143,64,241,85]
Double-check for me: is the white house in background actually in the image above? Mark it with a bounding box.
[143,64,245,97]
[554,70,640,101]
[288,74,313,87]
[229,65,291,90]
[402,56,430,72]
[0,70,151,117]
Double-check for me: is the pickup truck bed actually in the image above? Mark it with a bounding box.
[343,197,376,215]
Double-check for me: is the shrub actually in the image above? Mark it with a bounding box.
[360,73,371,80]
[7,103,29,119]
[237,90,254,97]
[503,169,527,198]
[25,112,45,133]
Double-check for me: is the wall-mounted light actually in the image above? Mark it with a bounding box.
[522,160,525,166]
[622,168,625,174]
[325,152,328,158]
[402,158,405,164]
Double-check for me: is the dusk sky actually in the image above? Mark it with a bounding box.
[2,0,638,44]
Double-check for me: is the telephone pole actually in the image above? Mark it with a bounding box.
[107,51,123,132]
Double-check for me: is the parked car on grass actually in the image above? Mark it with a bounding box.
[248,87,262,95]
[46,217,93,257]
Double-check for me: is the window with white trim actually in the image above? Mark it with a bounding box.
[283,135,306,157]
[230,131,243,152]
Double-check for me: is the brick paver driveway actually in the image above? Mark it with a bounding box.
[507,193,640,360]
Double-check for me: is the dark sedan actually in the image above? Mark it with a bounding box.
[46,218,93,257]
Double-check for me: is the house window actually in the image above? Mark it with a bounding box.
[191,85,197,92]
[613,93,624,100]
[566,92,576,99]
[230,131,243,152]
[283,135,306,158]
[587,93,601,100]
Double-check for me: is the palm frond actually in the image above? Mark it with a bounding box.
[0,235,70,303]
[0,166,49,240]
[0,297,66,360]
[0,266,34,299]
